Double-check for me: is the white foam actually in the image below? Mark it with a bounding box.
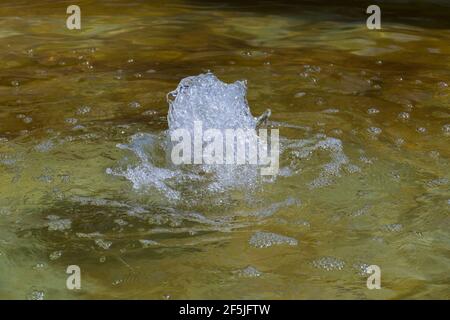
[108,73,270,201]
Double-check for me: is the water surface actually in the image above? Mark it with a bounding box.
[0,0,449,299]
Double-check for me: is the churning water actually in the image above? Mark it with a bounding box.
[0,0,449,299]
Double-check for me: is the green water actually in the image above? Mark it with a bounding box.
[0,0,449,299]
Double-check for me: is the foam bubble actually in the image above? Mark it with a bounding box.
[312,256,345,271]
[235,266,262,277]
[168,72,256,132]
[248,231,298,248]
[47,218,71,231]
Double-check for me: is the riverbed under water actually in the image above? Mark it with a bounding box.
[0,0,449,299]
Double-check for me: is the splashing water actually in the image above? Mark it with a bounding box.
[108,73,270,201]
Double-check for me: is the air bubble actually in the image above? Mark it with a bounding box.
[95,239,112,250]
[416,127,427,133]
[367,127,382,135]
[442,124,450,134]
[47,218,71,231]
[312,256,345,271]
[235,266,262,278]
[398,112,410,120]
[49,251,62,261]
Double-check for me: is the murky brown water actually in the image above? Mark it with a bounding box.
[0,0,449,299]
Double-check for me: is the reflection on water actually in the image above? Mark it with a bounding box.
[0,0,449,299]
